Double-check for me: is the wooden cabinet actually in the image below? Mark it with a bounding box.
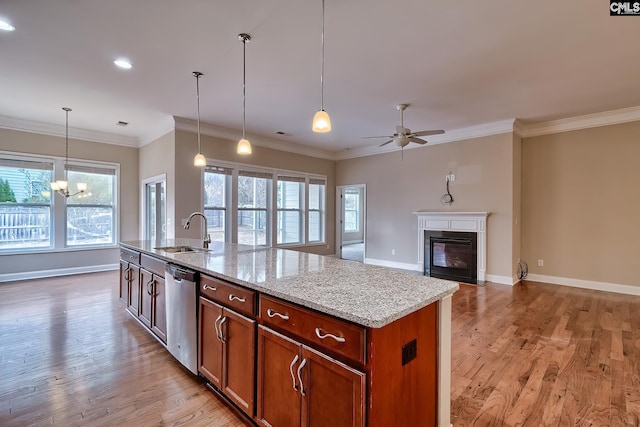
[140,268,167,343]
[199,297,256,416]
[126,264,140,316]
[257,326,365,427]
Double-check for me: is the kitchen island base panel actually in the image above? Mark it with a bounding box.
[367,302,438,427]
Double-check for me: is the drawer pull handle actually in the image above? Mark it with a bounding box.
[297,358,307,396]
[315,327,345,343]
[203,284,217,292]
[229,294,246,303]
[267,308,289,321]
[289,354,299,390]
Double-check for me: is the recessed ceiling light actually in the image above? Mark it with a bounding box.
[0,19,15,32]
[114,58,132,69]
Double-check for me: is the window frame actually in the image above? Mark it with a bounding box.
[277,175,305,246]
[203,166,232,243]
[0,153,55,252]
[201,159,327,248]
[307,177,326,243]
[344,190,360,233]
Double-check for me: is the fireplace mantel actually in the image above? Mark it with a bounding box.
[413,211,489,282]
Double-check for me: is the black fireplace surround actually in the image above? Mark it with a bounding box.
[424,230,478,284]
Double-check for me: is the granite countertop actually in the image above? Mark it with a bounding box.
[120,239,459,328]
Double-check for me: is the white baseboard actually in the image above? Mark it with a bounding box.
[0,264,119,283]
[526,273,640,296]
[485,274,519,286]
[364,257,421,272]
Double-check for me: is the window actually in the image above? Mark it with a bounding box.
[344,190,360,232]
[277,176,304,245]
[308,178,325,242]
[204,166,231,242]
[0,157,53,250]
[201,160,326,247]
[238,170,271,246]
[65,165,117,246]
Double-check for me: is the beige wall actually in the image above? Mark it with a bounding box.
[173,130,336,254]
[522,121,640,287]
[0,127,139,277]
[336,133,517,280]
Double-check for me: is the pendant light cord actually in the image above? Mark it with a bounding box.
[63,107,71,172]
[194,72,202,153]
[320,0,325,111]
[242,36,247,139]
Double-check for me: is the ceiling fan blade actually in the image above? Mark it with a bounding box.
[379,140,393,147]
[362,135,393,139]
[409,137,428,145]
[413,130,445,137]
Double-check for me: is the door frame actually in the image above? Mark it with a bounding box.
[140,174,167,241]
[335,184,366,261]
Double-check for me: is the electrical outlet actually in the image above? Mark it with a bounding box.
[449,174,455,182]
[391,248,396,255]
[537,259,544,267]
[402,339,417,366]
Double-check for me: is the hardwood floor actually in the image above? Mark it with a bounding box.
[451,281,640,426]
[0,272,245,427]
[1,272,639,426]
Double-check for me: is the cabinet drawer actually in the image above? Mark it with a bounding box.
[120,247,140,265]
[200,275,256,317]
[140,253,165,276]
[259,295,366,365]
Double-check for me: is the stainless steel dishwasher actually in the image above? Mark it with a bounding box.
[165,264,198,374]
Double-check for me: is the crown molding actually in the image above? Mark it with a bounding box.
[173,116,337,160]
[335,119,517,160]
[138,116,177,147]
[519,105,640,138]
[0,115,139,147]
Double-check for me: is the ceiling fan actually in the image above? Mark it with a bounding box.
[363,104,444,148]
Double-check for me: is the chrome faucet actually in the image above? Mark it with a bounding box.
[184,212,211,249]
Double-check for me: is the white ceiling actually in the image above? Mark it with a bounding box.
[1,0,639,157]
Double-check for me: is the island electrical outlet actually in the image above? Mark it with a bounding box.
[402,339,417,366]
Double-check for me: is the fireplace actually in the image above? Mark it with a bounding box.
[425,231,477,284]
[413,211,488,284]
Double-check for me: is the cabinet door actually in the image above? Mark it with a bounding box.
[221,308,256,416]
[301,346,365,427]
[139,268,153,328]
[127,264,140,316]
[257,326,302,427]
[151,274,166,343]
[199,297,224,388]
[119,260,130,303]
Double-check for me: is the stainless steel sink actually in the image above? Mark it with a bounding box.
[154,245,197,253]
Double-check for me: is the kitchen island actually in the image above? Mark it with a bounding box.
[119,239,458,427]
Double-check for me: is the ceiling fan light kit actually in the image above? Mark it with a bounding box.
[362,103,445,151]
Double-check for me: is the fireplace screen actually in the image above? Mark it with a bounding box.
[432,241,470,269]
[425,231,477,284]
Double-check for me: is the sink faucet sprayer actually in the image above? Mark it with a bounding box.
[184,212,211,249]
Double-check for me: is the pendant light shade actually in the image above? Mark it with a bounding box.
[50,107,88,198]
[192,71,206,167]
[312,0,331,133]
[237,33,252,155]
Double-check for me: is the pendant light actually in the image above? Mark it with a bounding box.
[50,107,87,198]
[237,33,252,155]
[192,71,207,167]
[312,0,331,133]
